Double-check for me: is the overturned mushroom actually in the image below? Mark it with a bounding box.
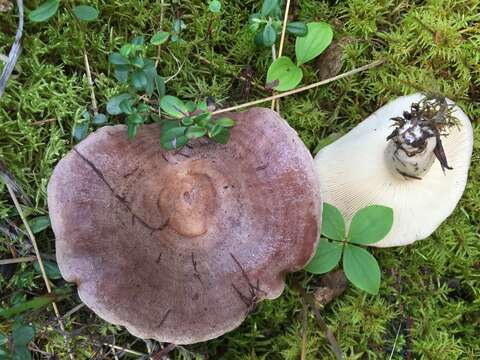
[314,93,473,247]
[48,107,321,344]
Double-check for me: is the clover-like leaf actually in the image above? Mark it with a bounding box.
[321,203,345,241]
[304,238,343,274]
[348,205,393,245]
[343,244,380,295]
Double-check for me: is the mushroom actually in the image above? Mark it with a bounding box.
[48,107,321,344]
[314,93,473,247]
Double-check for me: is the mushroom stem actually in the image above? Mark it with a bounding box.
[384,95,458,180]
[385,126,437,180]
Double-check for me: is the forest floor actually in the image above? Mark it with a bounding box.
[0,0,479,359]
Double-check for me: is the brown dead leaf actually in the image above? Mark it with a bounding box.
[0,0,13,12]
[316,37,353,81]
[314,270,348,306]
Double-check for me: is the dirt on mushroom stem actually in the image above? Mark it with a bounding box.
[385,95,460,180]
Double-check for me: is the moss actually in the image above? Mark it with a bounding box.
[0,0,479,358]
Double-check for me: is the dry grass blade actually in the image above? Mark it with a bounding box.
[84,51,98,115]
[0,256,37,265]
[271,0,291,112]
[3,179,75,359]
[0,0,23,98]
[213,59,385,115]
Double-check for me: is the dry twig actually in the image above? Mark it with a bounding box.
[213,59,385,115]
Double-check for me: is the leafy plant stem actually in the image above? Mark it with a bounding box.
[292,278,344,360]
[212,59,385,115]
[4,183,74,360]
[271,0,291,112]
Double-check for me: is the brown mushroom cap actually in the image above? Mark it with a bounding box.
[48,107,321,344]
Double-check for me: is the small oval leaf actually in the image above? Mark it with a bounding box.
[266,56,303,91]
[304,238,343,274]
[295,22,333,66]
[28,0,59,22]
[151,31,170,45]
[343,244,380,295]
[286,22,308,37]
[348,205,393,245]
[263,23,277,47]
[106,93,134,115]
[160,96,188,118]
[29,216,50,234]
[73,5,99,21]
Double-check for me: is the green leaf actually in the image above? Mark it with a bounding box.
[132,56,144,68]
[286,21,308,36]
[93,113,108,125]
[208,0,222,13]
[34,260,62,280]
[127,123,138,139]
[185,101,197,113]
[28,0,59,22]
[160,96,188,118]
[29,216,50,234]
[208,124,223,138]
[186,126,207,139]
[211,127,230,144]
[215,117,235,128]
[108,52,129,65]
[12,324,35,346]
[151,31,170,45]
[73,5,99,21]
[142,59,157,97]
[160,127,188,150]
[266,56,303,91]
[119,98,135,114]
[304,238,343,274]
[131,70,148,91]
[114,68,129,83]
[321,203,345,241]
[155,76,166,97]
[106,93,134,115]
[263,23,276,47]
[181,116,194,126]
[261,0,278,17]
[120,44,134,58]
[295,22,333,66]
[131,36,144,46]
[13,346,32,360]
[348,205,393,245]
[343,244,380,295]
[73,121,89,141]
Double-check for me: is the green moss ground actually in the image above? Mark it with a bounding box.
[1,0,479,358]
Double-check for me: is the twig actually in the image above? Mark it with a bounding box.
[212,59,385,115]
[164,49,184,83]
[388,321,403,360]
[84,51,98,116]
[31,118,56,126]
[5,184,75,360]
[292,279,343,360]
[271,0,291,111]
[62,303,85,319]
[0,0,23,98]
[0,256,37,265]
[103,343,147,357]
